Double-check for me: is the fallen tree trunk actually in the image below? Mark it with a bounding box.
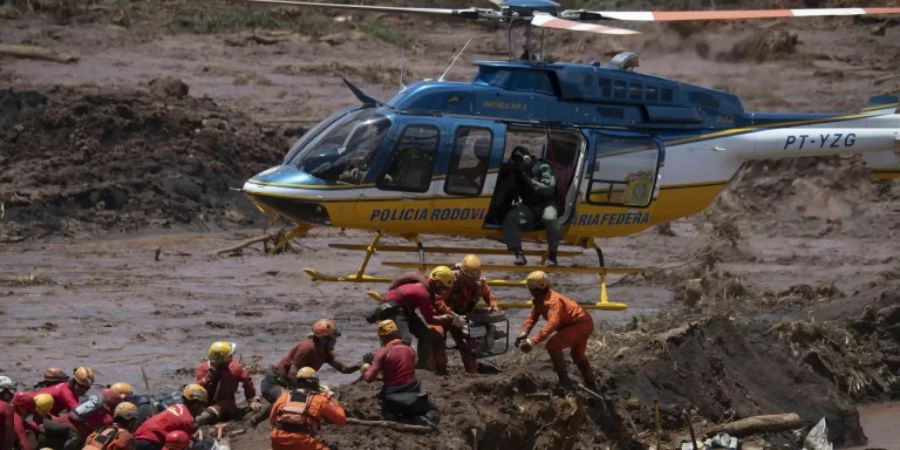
[212,231,279,256]
[346,417,432,433]
[708,412,804,437]
[0,44,79,63]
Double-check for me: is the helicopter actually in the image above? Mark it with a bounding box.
[241,0,900,311]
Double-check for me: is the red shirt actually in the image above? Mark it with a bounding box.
[363,339,416,387]
[274,339,334,377]
[36,383,80,416]
[196,360,256,405]
[382,282,437,323]
[134,404,195,444]
[522,290,591,345]
[11,412,32,450]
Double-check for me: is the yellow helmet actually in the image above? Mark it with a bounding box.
[296,367,316,379]
[377,319,398,337]
[181,384,208,404]
[73,367,95,387]
[110,382,134,397]
[429,266,455,289]
[34,393,54,415]
[114,402,139,421]
[460,254,482,279]
[526,271,551,290]
[208,341,235,365]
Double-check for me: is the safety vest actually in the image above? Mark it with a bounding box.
[84,426,120,450]
[275,389,319,434]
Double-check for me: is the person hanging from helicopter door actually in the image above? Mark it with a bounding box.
[498,146,561,266]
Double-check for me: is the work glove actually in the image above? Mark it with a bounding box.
[321,384,334,397]
[514,332,529,347]
[519,338,534,354]
[451,315,466,329]
[359,363,370,375]
[249,399,263,413]
[362,352,374,364]
[488,305,499,313]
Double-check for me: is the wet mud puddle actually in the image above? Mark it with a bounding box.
[844,402,900,450]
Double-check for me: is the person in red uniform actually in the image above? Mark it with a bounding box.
[9,392,35,450]
[37,367,94,417]
[433,254,502,373]
[370,267,461,373]
[1,376,18,450]
[133,384,207,450]
[162,430,190,450]
[83,401,139,450]
[516,271,597,389]
[259,320,360,411]
[58,388,124,449]
[195,341,260,425]
[33,368,68,390]
[360,320,439,425]
[269,367,346,450]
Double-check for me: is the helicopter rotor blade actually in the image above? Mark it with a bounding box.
[568,7,900,22]
[244,0,492,19]
[531,13,640,35]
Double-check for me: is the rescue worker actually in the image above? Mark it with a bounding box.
[433,255,500,373]
[133,384,207,450]
[269,367,346,450]
[37,367,94,416]
[1,376,18,450]
[107,384,133,399]
[82,401,139,450]
[370,267,463,373]
[10,392,36,450]
[162,431,190,450]
[498,146,561,266]
[195,341,260,425]
[516,271,597,389]
[360,320,440,426]
[259,320,359,420]
[31,394,55,448]
[33,369,68,390]
[63,389,124,449]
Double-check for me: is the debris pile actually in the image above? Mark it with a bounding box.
[0,85,285,238]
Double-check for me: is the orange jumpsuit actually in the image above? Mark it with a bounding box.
[269,389,346,450]
[522,289,596,385]
[83,425,133,450]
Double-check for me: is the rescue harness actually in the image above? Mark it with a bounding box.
[274,389,318,435]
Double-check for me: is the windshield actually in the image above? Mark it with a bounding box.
[282,109,353,164]
[289,110,392,184]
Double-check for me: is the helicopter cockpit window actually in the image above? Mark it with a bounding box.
[378,125,439,193]
[289,110,391,184]
[446,127,492,196]
[476,69,554,95]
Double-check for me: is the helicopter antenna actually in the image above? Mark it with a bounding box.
[438,38,472,82]
[399,48,406,90]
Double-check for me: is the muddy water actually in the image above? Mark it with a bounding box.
[844,402,900,450]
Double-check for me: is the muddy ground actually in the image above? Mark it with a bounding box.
[1,0,899,449]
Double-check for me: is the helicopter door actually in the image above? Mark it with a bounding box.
[586,132,663,208]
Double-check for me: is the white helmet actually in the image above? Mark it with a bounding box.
[0,375,14,393]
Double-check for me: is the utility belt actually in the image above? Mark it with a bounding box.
[273,421,313,434]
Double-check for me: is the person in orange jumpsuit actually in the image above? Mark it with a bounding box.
[83,401,139,450]
[195,341,260,425]
[516,271,597,389]
[269,367,346,450]
[433,255,500,373]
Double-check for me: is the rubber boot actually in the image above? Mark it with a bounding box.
[248,402,272,427]
[549,350,574,389]
[575,359,597,391]
[547,251,558,267]
[514,250,527,266]
[460,351,478,374]
[195,409,219,427]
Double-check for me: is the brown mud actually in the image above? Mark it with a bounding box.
[1,0,899,449]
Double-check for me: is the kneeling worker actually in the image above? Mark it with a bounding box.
[133,384,207,450]
[516,271,597,390]
[269,367,346,450]
[361,320,439,426]
[83,401,139,450]
[196,341,260,425]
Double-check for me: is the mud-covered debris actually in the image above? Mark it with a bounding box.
[722,30,799,62]
[148,76,189,99]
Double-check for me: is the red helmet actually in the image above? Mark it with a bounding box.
[164,430,191,449]
[100,388,124,409]
[12,391,35,412]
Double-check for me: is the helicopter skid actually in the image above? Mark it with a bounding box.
[302,268,391,283]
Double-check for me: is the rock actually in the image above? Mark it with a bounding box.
[148,77,189,99]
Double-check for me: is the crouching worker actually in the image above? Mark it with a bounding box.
[133,384,208,450]
[516,271,597,390]
[196,341,260,425]
[83,401,139,450]
[360,320,439,426]
[269,367,346,450]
